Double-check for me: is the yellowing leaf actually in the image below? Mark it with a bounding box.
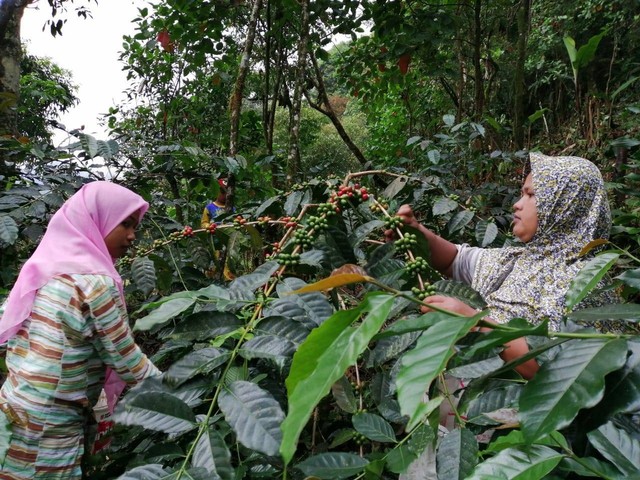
[578,239,609,257]
[289,274,371,294]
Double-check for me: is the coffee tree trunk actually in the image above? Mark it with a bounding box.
[228,0,262,208]
[286,0,309,186]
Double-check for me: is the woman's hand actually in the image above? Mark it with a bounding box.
[385,204,420,241]
[420,295,478,317]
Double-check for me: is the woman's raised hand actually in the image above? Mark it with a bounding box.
[420,295,478,317]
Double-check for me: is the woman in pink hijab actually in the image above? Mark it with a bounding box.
[0,181,160,479]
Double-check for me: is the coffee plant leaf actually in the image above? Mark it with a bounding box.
[170,311,244,341]
[161,467,210,480]
[367,331,421,367]
[114,464,168,479]
[255,315,310,345]
[465,384,522,425]
[433,280,487,310]
[382,175,409,199]
[164,347,230,387]
[558,457,625,479]
[587,421,640,476]
[0,215,18,246]
[432,196,458,216]
[436,428,478,480]
[274,280,334,326]
[374,311,449,339]
[475,220,498,247]
[151,339,192,365]
[254,195,281,218]
[114,391,196,434]
[295,452,369,479]
[134,298,196,332]
[284,190,304,216]
[565,252,620,310]
[366,258,405,291]
[289,273,371,294]
[238,335,296,364]
[229,261,279,292]
[218,380,285,457]
[264,298,317,330]
[568,303,640,322]
[142,443,184,463]
[397,312,480,430]
[136,284,230,312]
[27,200,46,219]
[300,249,325,267]
[447,355,504,379]
[353,412,397,443]
[520,338,628,443]
[615,268,640,289]
[192,428,233,480]
[331,376,357,413]
[328,428,357,448]
[351,219,385,246]
[131,256,156,296]
[466,445,563,479]
[448,210,474,235]
[280,293,395,464]
[323,225,358,265]
[385,444,420,474]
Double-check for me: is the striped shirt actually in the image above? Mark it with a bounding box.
[0,274,160,479]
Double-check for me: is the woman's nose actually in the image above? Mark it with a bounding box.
[127,230,136,241]
[513,198,522,211]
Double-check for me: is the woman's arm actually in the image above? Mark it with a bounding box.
[421,295,539,379]
[391,204,459,277]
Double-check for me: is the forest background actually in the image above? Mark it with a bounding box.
[1,1,640,479]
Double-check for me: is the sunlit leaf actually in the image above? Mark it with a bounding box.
[565,252,620,310]
[466,445,563,479]
[134,298,195,332]
[353,413,396,443]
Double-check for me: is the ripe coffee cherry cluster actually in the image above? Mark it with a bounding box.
[384,216,404,230]
[411,284,437,299]
[306,215,328,232]
[329,184,369,207]
[395,233,417,251]
[293,229,314,248]
[182,226,194,237]
[317,202,339,216]
[207,223,217,234]
[233,215,247,226]
[275,252,301,266]
[406,256,429,273]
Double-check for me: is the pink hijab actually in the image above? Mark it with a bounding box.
[0,181,148,343]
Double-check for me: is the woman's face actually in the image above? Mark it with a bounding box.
[512,173,538,242]
[104,211,140,259]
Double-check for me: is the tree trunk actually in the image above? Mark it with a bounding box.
[513,0,531,149]
[305,50,367,167]
[227,0,262,208]
[472,0,484,119]
[286,0,309,186]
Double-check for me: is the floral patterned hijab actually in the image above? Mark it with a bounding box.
[471,152,615,330]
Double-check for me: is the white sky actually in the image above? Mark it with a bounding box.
[21,0,145,144]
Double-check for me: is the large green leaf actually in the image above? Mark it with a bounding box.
[615,268,640,289]
[467,445,563,479]
[238,335,296,363]
[115,464,168,479]
[433,280,487,310]
[519,338,628,442]
[0,215,19,246]
[131,256,157,296]
[465,385,521,425]
[448,210,474,235]
[114,392,196,434]
[218,380,284,457]
[353,412,396,443]
[475,220,498,247]
[193,428,234,480]
[280,293,395,464]
[170,311,244,341]
[397,312,480,430]
[164,347,230,387]
[568,303,640,322]
[275,277,334,325]
[351,220,385,246]
[228,262,279,293]
[385,423,436,474]
[134,298,195,332]
[436,428,478,480]
[136,284,230,312]
[284,190,304,216]
[374,311,451,339]
[295,452,369,479]
[587,421,640,475]
[367,331,421,367]
[255,315,310,345]
[331,376,357,413]
[433,196,458,216]
[565,252,620,310]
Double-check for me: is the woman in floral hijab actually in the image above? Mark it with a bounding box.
[395,152,617,378]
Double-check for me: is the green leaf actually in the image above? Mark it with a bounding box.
[218,380,284,457]
[284,190,304,216]
[193,428,234,480]
[115,464,168,479]
[351,220,385,246]
[164,347,230,387]
[353,412,396,443]
[565,252,620,310]
[331,376,357,413]
[255,315,310,345]
[615,268,640,289]
[558,456,624,478]
[385,445,418,474]
[448,210,474,235]
[134,298,195,332]
[568,303,640,322]
[295,452,369,479]
[519,338,628,442]
[382,176,409,199]
[114,392,196,434]
[587,421,640,475]
[475,221,498,247]
[131,256,156,296]
[373,312,445,339]
[170,311,244,341]
[0,215,19,246]
[575,30,607,71]
[436,428,478,480]
[367,331,421,367]
[238,335,296,363]
[397,312,481,430]
[280,293,395,464]
[229,262,279,293]
[432,196,458,216]
[79,133,99,158]
[433,280,487,310]
[467,445,563,479]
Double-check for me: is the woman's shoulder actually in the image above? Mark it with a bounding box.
[45,273,119,294]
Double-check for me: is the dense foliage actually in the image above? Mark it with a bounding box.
[1,0,640,478]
